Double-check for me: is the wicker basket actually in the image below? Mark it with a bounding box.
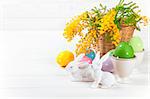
[120,24,135,42]
[95,24,135,57]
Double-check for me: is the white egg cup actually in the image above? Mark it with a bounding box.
[134,49,145,72]
[111,55,136,83]
[135,49,144,66]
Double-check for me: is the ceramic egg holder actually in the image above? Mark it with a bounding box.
[129,36,145,73]
[134,49,145,73]
[111,55,136,83]
[111,42,137,83]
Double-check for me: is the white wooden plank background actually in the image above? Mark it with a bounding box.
[0,0,149,31]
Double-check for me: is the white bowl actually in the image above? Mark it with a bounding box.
[135,49,148,73]
[135,49,144,66]
[111,56,136,78]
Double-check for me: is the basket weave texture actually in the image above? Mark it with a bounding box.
[95,24,135,57]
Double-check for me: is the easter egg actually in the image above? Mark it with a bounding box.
[80,56,92,64]
[129,36,144,52]
[56,50,74,68]
[114,42,134,59]
[85,51,96,60]
[102,57,114,73]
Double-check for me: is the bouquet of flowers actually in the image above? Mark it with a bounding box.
[63,0,148,57]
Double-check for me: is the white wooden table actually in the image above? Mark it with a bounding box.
[0,31,149,98]
[0,64,149,98]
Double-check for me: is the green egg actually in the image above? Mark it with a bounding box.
[114,42,134,59]
[129,36,144,52]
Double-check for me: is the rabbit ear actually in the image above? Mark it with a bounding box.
[92,51,101,70]
[97,52,110,69]
[65,61,78,71]
[75,54,85,62]
[92,51,100,65]
[65,61,72,68]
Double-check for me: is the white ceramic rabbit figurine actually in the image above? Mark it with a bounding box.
[66,52,116,88]
[66,54,95,82]
[91,52,116,88]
